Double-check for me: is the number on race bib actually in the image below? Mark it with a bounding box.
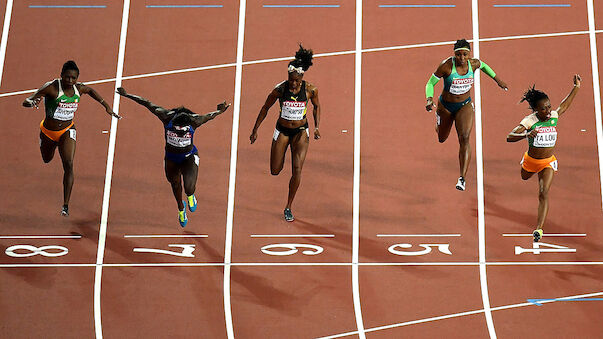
[5,244,69,258]
[388,243,452,256]
[261,243,323,256]
[133,244,196,257]
[515,242,576,255]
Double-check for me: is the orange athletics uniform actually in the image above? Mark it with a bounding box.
[519,110,559,173]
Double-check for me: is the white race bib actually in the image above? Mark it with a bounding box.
[449,78,473,95]
[53,102,78,121]
[533,127,557,148]
[280,101,306,120]
[166,130,192,147]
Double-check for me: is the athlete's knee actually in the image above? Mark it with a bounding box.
[270,165,283,175]
[438,135,447,143]
[42,155,53,163]
[458,133,471,146]
[62,160,74,172]
[538,189,549,201]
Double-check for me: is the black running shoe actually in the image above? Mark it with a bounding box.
[533,229,543,242]
[284,208,294,222]
[61,205,69,217]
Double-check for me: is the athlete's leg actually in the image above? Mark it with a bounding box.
[536,167,554,230]
[435,102,454,143]
[57,128,76,209]
[286,130,310,210]
[165,159,185,211]
[454,102,474,179]
[521,168,535,180]
[181,154,199,197]
[270,130,290,175]
[40,132,58,163]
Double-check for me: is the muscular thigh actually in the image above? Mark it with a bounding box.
[58,128,77,162]
[454,102,474,135]
[181,154,199,182]
[271,132,290,169]
[164,159,182,182]
[290,129,309,168]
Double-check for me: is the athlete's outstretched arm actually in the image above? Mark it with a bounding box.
[116,87,168,120]
[22,81,54,108]
[425,59,450,112]
[557,74,581,116]
[80,84,121,119]
[309,84,321,140]
[250,87,280,144]
[472,59,508,90]
[190,101,231,128]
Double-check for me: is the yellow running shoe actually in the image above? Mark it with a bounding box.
[187,195,197,212]
[179,207,188,228]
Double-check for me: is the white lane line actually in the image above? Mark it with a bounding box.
[503,233,586,237]
[123,234,209,238]
[94,2,130,339]
[0,0,13,88]
[472,1,496,338]
[2,261,603,268]
[352,1,366,338]
[317,290,603,338]
[223,1,246,338]
[0,235,82,239]
[377,234,461,237]
[4,29,603,99]
[250,234,334,238]
[587,0,603,210]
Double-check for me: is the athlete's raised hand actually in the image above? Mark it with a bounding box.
[116,87,127,96]
[217,101,231,113]
[573,74,581,88]
[314,128,321,140]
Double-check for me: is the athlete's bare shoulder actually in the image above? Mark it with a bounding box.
[274,80,287,94]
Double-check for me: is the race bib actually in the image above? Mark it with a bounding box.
[281,101,306,120]
[533,126,557,147]
[53,102,78,121]
[166,130,192,147]
[449,78,473,95]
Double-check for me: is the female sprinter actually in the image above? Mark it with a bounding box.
[425,39,508,191]
[506,75,581,242]
[22,60,120,216]
[249,45,321,222]
[116,87,230,227]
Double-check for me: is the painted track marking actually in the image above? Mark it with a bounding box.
[94,1,130,338]
[0,235,82,239]
[223,0,247,338]
[586,0,603,210]
[4,29,603,99]
[377,234,461,237]
[471,1,496,337]
[123,234,209,238]
[250,234,334,238]
[0,0,13,87]
[352,0,366,338]
[317,291,603,338]
[503,233,586,237]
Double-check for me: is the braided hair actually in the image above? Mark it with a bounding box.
[520,85,549,111]
[61,60,79,75]
[454,39,471,51]
[288,44,313,74]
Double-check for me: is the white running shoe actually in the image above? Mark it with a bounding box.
[455,177,466,191]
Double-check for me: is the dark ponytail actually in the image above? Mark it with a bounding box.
[288,44,313,73]
[520,85,549,110]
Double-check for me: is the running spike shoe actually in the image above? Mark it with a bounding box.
[456,177,466,191]
[533,229,543,242]
[284,208,294,222]
[61,205,69,217]
[187,195,197,212]
[179,206,188,228]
